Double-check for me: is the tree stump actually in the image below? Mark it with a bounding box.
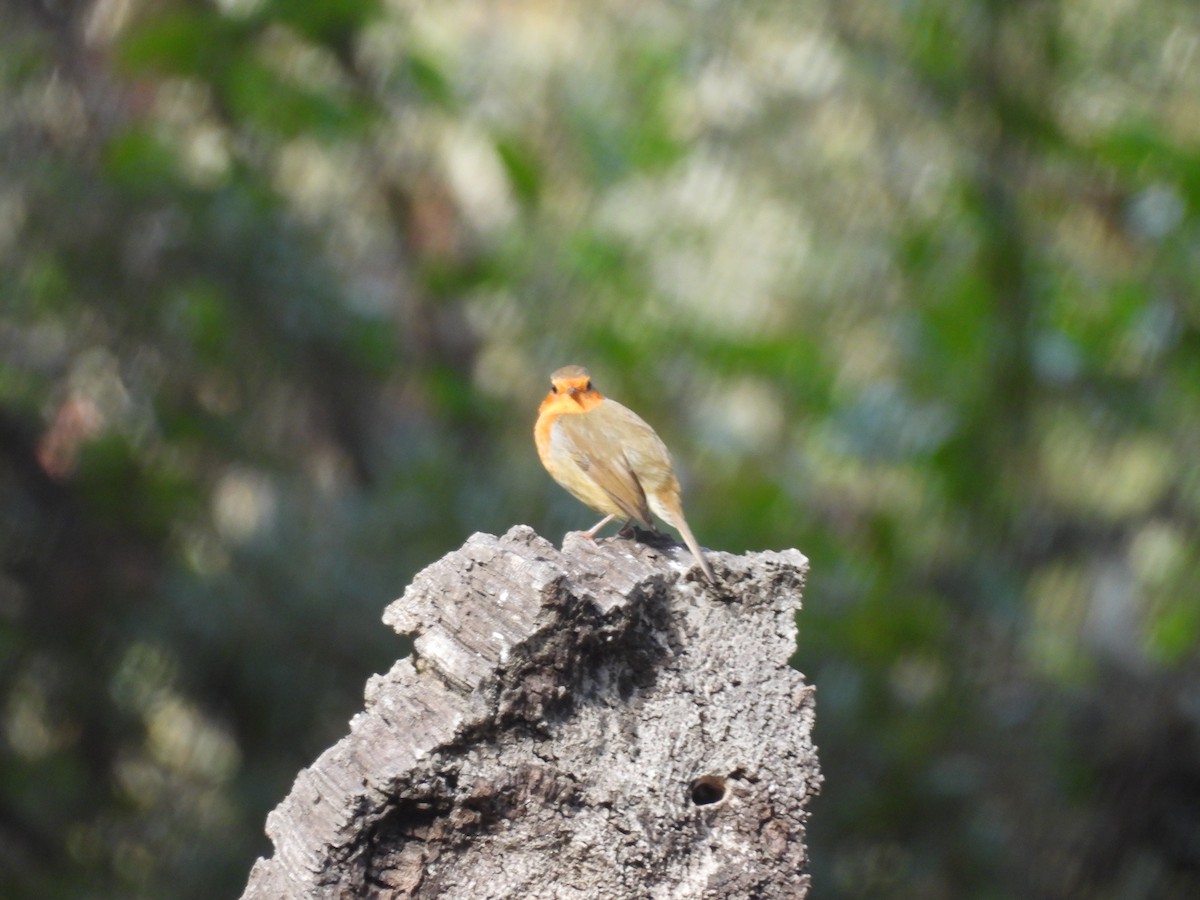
[241,525,820,899]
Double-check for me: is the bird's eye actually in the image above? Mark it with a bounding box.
[585,380,592,391]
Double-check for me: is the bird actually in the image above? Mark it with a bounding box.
[534,365,715,582]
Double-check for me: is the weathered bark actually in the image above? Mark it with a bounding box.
[242,525,819,899]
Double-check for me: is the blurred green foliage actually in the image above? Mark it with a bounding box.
[2,1,1199,898]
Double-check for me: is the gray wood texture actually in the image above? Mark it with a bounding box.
[242,525,820,898]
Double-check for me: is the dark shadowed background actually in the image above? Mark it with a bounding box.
[2,1,1199,897]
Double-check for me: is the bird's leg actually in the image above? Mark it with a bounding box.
[582,514,616,540]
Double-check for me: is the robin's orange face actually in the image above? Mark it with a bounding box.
[540,368,604,415]
[550,374,593,405]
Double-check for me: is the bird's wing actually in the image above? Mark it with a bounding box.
[552,403,656,527]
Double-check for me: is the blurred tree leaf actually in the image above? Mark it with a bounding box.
[495,136,542,207]
[103,128,183,194]
[262,0,383,50]
[119,9,251,81]
[225,57,373,138]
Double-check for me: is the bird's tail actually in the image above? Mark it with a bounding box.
[652,493,715,583]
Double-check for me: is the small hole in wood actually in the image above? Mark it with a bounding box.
[690,775,726,806]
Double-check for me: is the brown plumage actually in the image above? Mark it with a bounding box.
[534,365,714,582]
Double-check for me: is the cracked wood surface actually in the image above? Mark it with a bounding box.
[241,525,819,899]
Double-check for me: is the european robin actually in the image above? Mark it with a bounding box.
[534,365,715,582]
